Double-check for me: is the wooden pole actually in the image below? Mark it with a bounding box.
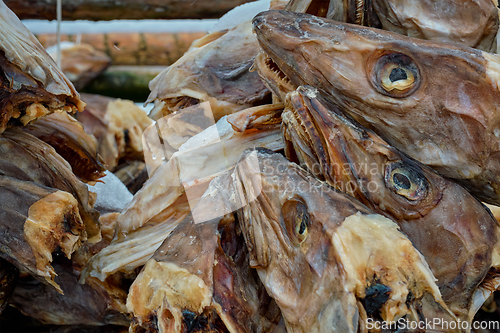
[4,0,256,21]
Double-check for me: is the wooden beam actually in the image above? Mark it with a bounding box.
[4,0,256,21]
[36,32,206,66]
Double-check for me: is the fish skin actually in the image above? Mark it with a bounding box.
[0,258,17,314]
[281,85,500,320]
[252,9,500,205]
[21,112,106,184]
[285,0,498,52]
[147,20,271,122]
[10,261,129,326]
[372,0,499,52]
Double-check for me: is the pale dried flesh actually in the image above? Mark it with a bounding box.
[77,94,152,171]
[127,213,281,333]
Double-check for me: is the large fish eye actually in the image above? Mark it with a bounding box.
[282,197,309,245]
[370,53,420,98]
[385,162,428,201]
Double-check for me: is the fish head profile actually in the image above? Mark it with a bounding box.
[282,85,500,320]
[253,9,500,205]
[233,148,459,332]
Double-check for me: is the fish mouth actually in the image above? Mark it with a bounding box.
[254,51,296,102]
[282,86,363,196]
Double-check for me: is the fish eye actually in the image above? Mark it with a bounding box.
[282,197,309,244]
[385,162,428,201]
[370,53,420,97]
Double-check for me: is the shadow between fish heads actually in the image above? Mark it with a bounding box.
[281,86,500,323]
[233,148,459,332]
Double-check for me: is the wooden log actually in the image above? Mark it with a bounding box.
[36,32,206,66]
[5,0,255,21]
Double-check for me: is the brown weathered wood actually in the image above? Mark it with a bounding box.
[4,0,255,21]
[36,32,206,66]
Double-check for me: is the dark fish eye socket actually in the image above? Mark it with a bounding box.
[385,162,428,201]
[393,172,411,190]
[282,197,309,244]
[369,52,420,98]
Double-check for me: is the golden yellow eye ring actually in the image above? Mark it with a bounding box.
[368,52,420,98]
[385,163,428,201]
[380,63,416,93]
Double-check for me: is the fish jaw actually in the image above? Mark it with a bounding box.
[283,86,416,215]
[147,20,270,121]
[253,10,500,205]
[254,51,296,102]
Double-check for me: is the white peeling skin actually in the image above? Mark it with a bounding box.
[83,199,190,281]
[123,111,283,235]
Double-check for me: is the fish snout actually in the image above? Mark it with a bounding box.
[253,10,310,43]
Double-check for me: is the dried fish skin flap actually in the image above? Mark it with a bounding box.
[0,128,101,242]
[21,112,106,183]
[83,108,283,281]
[0,176,86,292]
[10,262,130,326]
[0,2,84,133]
